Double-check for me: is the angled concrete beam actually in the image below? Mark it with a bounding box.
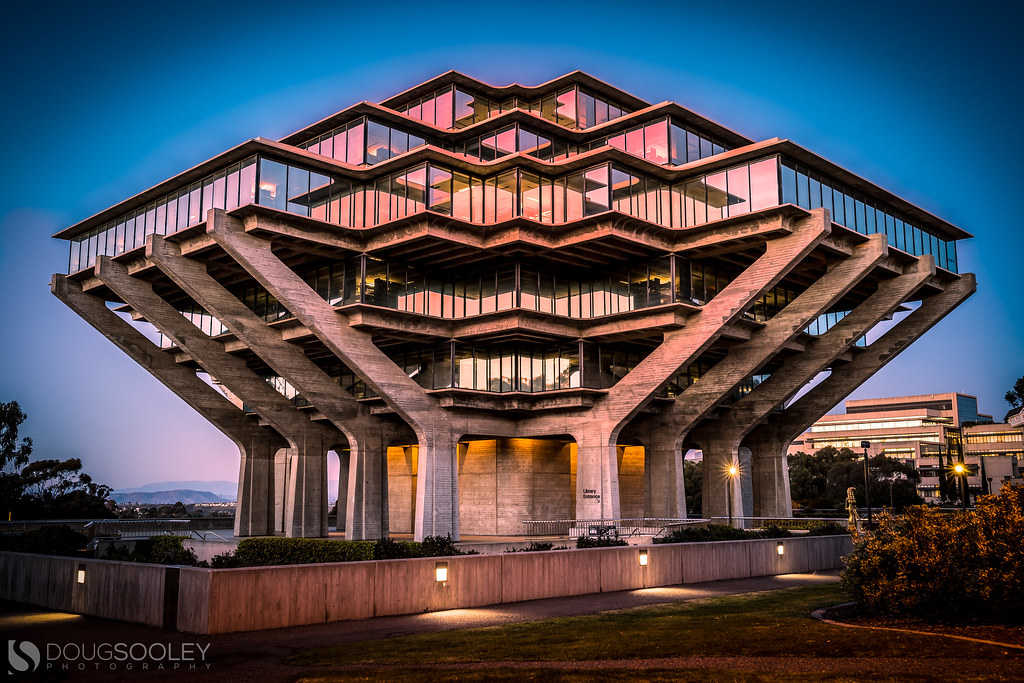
[601,209,830,428]
[665,233,888,440]
[766,272,976,448]
[208,210,459,540]
[146,233,363,424]
[93,256,339,537]
[51,274,280,452]
[551,210,829,522]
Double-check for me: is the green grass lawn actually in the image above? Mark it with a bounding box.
[288,584,1022,682]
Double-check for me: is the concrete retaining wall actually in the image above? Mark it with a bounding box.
[0,552,166,627]
[1,535,852,634]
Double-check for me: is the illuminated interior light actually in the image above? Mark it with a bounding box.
[639,549,648,566]
[76,565,86,584]
[777,542,785,556]
[435,561,448,583]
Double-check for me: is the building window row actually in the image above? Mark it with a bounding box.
[397,84,632,131]
[809,419,935,433]
[68,154,960,274]
[257,341,734,399]
[298,117,429,166]
[781,160,957,271]
[965,432,1024,444]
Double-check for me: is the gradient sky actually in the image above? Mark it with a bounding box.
[1,0,1020,489]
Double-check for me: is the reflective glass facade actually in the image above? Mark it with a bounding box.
[68,153,961,274]
[398,84,632,130]
[298,117,428,165]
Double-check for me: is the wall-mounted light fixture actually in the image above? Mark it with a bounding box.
[639,549,648,566]
[76,564,86,584]
[435,561,448,583]
[777,542,785,556]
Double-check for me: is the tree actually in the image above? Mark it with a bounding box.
[826,453,922,511]
[0,400,113,520]
[1006,373,1024,409]
[788,446,857,510]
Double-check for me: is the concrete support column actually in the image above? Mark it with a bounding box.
[573,427,621,520]
[643,434,687,519]
[697,434,747,524]
[346,427,391,540]
[282,436,330,538]
[414,429,460,539]
[742,430,793,518]
[235,434,280,536]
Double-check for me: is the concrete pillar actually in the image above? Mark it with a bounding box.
[92,256,340,538]
[235,434,279,536]
[572,426,621,520]
[282,438,330,538]
[414,429,460,539]
[346,428,390,540]
[697,434,746,524]
[642,433,687,519]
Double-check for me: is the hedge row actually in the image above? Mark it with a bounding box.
[211,534,467,567]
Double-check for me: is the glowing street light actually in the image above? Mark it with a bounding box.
[953,462,968,511]
[727,464,739,527]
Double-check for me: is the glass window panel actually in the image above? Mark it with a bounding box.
[451,172,472,220]
[521,172,541,220]
[809,177,822,210]
[843,195,856,231]
[187,182,202,225]
[346,121,365,165]
[595,99,609,125]
[154,201,167,236]
[781,163,797,205]
[699,137,713,159]
[434,87,453,129]
[556,88,576,127]
[176,190,190,230]
[309,172,331,221]
[832,188,846,225]
[201,179,214,219]
[212,172,226,211]
[583,165,610,215]
[258,159,288,211]
[749,159,779,210]
[644,121,669,164]
[726,165,751,217]
[494,171,516,221]
[820,182,833,217]
[332,129,348,162]
[796,171,810,209]
[319,135,333,159]
[286,166,311,215]
[428,166,452,215]
[705,172,728,221]
[494,126,516,155]
[454,89,475,128]
[670,123,687,165]
[365,121,391,164]
[625,127,644,157]
[422,97,435,126]
[686,130,701,163]
[404,165,428,213]
[518,128,539,156]
[565,174,584,221]
[239,157,257,206]
[579,92,596,129]
[855,199,866,233]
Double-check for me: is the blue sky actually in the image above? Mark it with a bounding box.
[1,1,1020,488]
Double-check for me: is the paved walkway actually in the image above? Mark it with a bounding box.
[1,571,839,681]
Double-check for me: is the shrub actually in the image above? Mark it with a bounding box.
[100,534,199,565]
[232,538,375,566]
[576,535,628,548]
[505,542,568,552]
[654,524,754,544]
[759,523,793,539]
[841,484,1024,622]
[419,534,465,557]
[373,537,419,560]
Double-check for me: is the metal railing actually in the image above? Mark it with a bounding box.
[83,519,192,539]
[523,518,706,538]
[708,517,845,530]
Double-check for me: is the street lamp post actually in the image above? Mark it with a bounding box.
[860,441,872,527]
[727,464,738,527]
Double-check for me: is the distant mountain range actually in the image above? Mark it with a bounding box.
[112,478,344,505]
[110,489,232,505]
